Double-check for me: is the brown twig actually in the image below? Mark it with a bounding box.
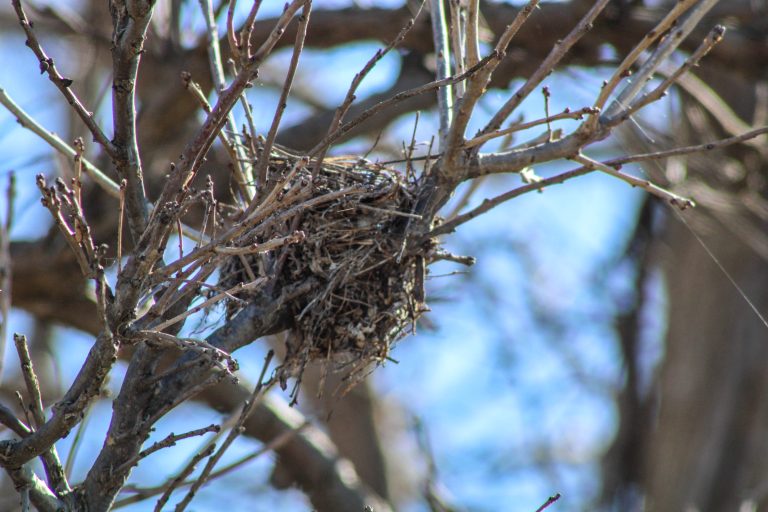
[426,166,594,238]
[308,52,497,157]
[312,0,423,173]
[11,0,116,159]
[0,172,15,384]
[0,402,31,438]
[478,0,609,136]
[591,0,699,115]
[443,0,540,167]
[606,25,726,126]
[534,493,561,512]
[109,0,155,239]
[149,278,267,333]
[605,126,768,166]
[572,153,694,209]
[153,444,216,512]
[253,0,312,196]
[0,87,120,197]
[116,424,221,476]
[174,351,276,512]
[601,0,720,121]
[465,106,598,149]
[13,334,71,495]
[199,0,252,199]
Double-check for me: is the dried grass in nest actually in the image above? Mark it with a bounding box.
[219,151,433,383]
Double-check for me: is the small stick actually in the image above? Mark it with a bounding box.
[478,0,609,136]
[13,334,71,494]
[64,403,92,478]
[464,106,598,149]
[226,0,240,62]
[253,0,312,196]
[149,278,267,333]
[606,126,768,166]
[429,0,453,148]
[535,493,561,512]
[0,172,15,384]
[11,0,116,158]
[118,180,126,275]
[117,424,220,476]
[542,86,553,142]
[13,334,46,430]
[607,25,725,125]
[571,153,694,209]
[153,444,216,512]
[591,0,699,115]
[0,87,119,197]
[312,0,423,173]
[174,351,276,512]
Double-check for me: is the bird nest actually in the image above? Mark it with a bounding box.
[218,150,433,383]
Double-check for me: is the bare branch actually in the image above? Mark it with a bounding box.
[0,173,14,384]
[591,0,700,115]
[109,0,156,240]
[429,0,453,148]
[0,87,120,197]
[13,334,71,495]
[605,24,725,126]
[478,0,610,136]
[601,0,721,120]
[11,0,116,159]
[253,0,312,197]
[174,351,275,512]
[571,153,694,209]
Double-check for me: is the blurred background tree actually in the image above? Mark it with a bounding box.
[1,0,767,511]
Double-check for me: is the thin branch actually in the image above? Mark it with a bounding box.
[199,0,253,199]
[429,0,453,148]
[13,334,45,430]
[0,87,120,197]
[109,0,155,240]
[63,403,92,479]
[174,351,275,512]
[308,52,496,157]
[0,173,14,384]
[153,444,216,512]
[534,493,561,512]
[602,0,720,120]
[571,153,694,209]
[0,331,118,469]
[5,465,62,512]
[606,126,768,166]
[149,278,267,333]
[226,0,240,61]
[478,0,609,136]
[443,0,540,164]
[591,0,699,115]
[606,24,725,126]
[464,106,598,149]
[427,166,595,238]
[11,0,117,159]
[116,424,220,476]
[253,0,312,197]
[13,334,71,495]
[310,0,422,171]
[0,402,31,438]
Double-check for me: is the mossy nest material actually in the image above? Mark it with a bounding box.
[219,150,432,377]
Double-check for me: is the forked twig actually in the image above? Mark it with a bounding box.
[174,351,276,512]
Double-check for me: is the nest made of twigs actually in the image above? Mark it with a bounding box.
[218,150,432,380]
